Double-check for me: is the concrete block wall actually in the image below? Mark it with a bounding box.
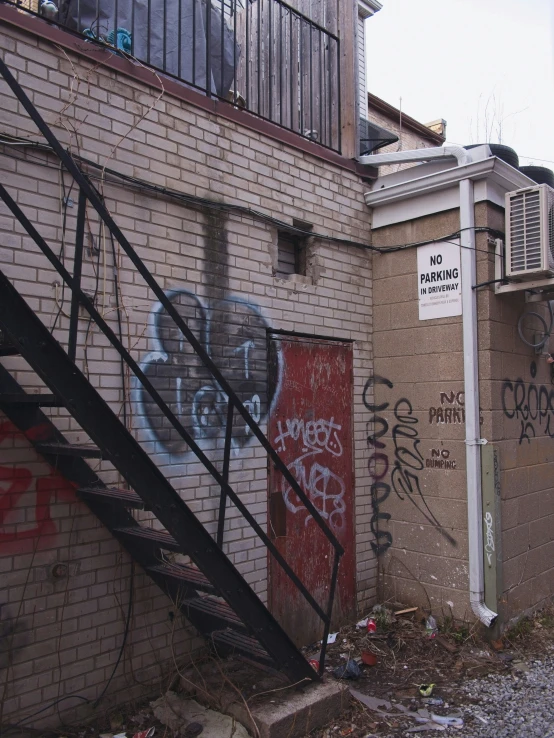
[371,199,554,627]
[476,204,554,623]
[371,210,471,618]
[0,16,374,727]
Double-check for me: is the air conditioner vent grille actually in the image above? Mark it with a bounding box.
[505,184,554,279]
[509,191,541,273]
[549,188,554,264]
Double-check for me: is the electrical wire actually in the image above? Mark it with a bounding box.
[2,695,90,732]
[50,168,75,335]
[0,134,505,257]
[92,562,135,708]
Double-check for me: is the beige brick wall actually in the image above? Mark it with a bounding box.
[0,19,374,727]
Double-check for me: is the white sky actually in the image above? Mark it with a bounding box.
[366,0,554,168]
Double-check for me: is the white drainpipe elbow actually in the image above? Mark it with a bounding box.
[358,145,472,168]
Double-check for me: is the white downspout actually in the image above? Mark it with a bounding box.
[359,146,497,627]
[459,179,497,627]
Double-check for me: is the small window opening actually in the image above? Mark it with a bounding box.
[276,221,312,278]
[277,232,303,277]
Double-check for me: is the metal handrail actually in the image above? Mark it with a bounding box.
[0,54,342,671]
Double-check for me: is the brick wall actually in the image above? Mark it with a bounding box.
[0,17,374,727]
[366,100,441,175]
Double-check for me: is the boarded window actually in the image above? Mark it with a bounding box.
[276,232,305,277]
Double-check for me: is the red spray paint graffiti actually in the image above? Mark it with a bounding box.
[0,421,75,554]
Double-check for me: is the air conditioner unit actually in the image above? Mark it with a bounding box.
[505,183,554,279]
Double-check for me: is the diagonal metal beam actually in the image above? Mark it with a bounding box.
[0,54,343,556]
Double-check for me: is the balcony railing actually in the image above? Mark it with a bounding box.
[6,0,341,152]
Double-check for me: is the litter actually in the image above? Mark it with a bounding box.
[419,684,435,697]
[406,726,446,734]
[349,689,412,716]
[356,617,369,629]
[327,632,338,644]
[430,714,464,727]
[421,698,443,706]
[308,658,320,671]
[333,659,361,680]
[361,651,378,666]
[425,616,438,638]
[394,607,418,616]
[367,618,377,633]
[349,690,393,715]
[474,714,489,725]
[133,730,155,738]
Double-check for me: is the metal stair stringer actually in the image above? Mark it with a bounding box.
[0,363,271,668]
[0,275,316,684]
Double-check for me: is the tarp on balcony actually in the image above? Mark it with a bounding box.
[57,0,239,98]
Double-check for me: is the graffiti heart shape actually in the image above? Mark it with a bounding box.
[138,290,276,456]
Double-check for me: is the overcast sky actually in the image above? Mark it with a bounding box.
[366,0,554,169]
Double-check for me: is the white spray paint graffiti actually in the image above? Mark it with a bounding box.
[275,418,346,533]
[484,511,495,566]
[135,289,281,461]
[274,418,343,457]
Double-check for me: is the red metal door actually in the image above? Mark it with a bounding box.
[268,335,355,646]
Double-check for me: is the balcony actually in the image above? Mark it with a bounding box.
[8,0,341,152]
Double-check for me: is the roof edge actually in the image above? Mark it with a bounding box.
[367,93,446,145]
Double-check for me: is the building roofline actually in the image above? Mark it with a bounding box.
[358,1,383,18]
[367,93,446,145]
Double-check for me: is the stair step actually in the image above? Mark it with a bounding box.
[211,629,275,666]
[114,526,183,552]
[77,486,148,509]
[35,442,102,459]
[183,596,244,630]
[149,562,216,594]
[0,346,19,357]
[0,393,63,407]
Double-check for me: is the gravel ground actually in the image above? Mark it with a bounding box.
[454,645,554,738]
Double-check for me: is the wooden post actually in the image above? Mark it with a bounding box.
[338,0,357,158]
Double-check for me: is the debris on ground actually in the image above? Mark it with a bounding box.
[25,603,554,738]
[309,602,554,737]
[333,659,362,680]
[151,691,250,738]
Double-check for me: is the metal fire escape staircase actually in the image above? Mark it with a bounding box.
[0,56,343,683]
